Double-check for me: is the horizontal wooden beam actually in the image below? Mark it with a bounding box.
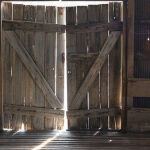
[135,20,150,24]
[3,20,122,33]
[68,52,98,62]
[4,31,62,108]
[128,78,150,98]
[4,105,64,118]
[70,32,121,109]
[67,108,121,118]
[66,21,123,33]
[2,20,66,33]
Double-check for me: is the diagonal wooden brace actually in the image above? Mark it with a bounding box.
[70,31,121,109]
[4,31,63,109]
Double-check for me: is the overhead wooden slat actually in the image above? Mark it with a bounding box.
[70,31,121,109]
[4,31,62,109]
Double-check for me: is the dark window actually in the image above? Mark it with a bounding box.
[133,97,150,108]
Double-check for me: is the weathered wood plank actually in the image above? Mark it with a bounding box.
[12,4,24,130]
[23,4,36,130]
[2,2,12,20]
[67,108,121,118]
[2,39,13,129]
[76,6,88,129]
[45,6,56,129]
[88,5,101,129]
[2,20,122,33]
[109,2,121,130]
[1,2,13,130]
[100,4,109,130]
[4,105,64,118]
[67,21,122,33]
[33,5,45,130]
[70,31,120,110]
[66,7,78,129]
[4,31,62,108]
[3,20,66,33]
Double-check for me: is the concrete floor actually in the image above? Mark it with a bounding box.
[0,130,150,150]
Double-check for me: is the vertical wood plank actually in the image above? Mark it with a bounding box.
[88,5,101,129]
[56,7,65,130]
[12,4,24,130]
[76,6,88,129]
[32,5,45,130]
[2,2,12,20]
[109,2,122,130]
[2,2,13,130]
[66,7,78,129]
[24,5,36,130]
[44,6,56,129]
[100,4,109,130]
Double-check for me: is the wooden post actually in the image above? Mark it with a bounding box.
[121,0,128,132]
[109,2,122,130]
[126,0,135,132]
[0,1,3,131]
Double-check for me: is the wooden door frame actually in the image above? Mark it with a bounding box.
[0,0,126,131]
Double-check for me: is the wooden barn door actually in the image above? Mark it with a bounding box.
[2,2,122,131]
[66,2,122,130]
[2,3,65,130]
